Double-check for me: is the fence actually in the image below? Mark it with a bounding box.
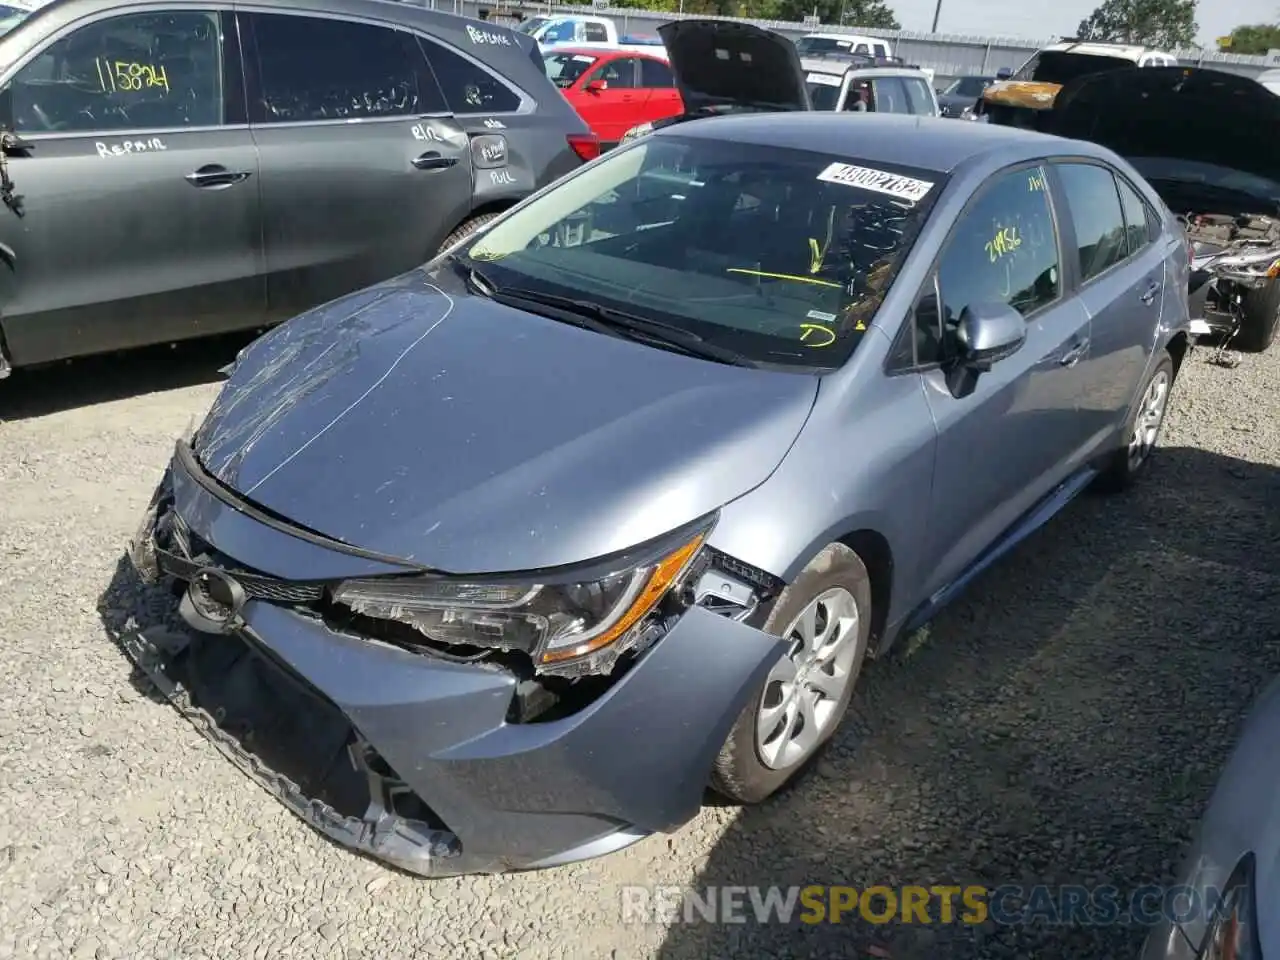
[420,0,1279,83]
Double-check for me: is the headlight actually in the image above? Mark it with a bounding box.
[1196,860,1263,960]
[330,520,711,669]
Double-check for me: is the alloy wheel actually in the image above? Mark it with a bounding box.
[1128,369,1170,471]
[756,587,860,771]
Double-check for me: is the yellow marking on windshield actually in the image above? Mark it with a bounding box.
[726,268,843,288]
[807,206,838,274]
[799,323,836,347]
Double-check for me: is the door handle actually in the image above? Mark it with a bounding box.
[412,151,459,171]
[1139,280,1161,305]
[184,164,251,189]
[1059,338,1089,367]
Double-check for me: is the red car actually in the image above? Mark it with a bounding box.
[543,46,684,147]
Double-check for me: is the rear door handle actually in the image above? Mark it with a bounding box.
[412,151,459,171]
[1140,280,1161,305]
[184,164,251,189]
[1059,338,1090,367]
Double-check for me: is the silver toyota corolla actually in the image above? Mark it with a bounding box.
[125,112,1193,877]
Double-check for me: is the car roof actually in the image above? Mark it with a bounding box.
[1040,40,1152,59]
[801,57,923,77]
[9,0,504,36]
[653,112,1080,175]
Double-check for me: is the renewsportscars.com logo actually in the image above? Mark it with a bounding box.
[621,884,1233,927]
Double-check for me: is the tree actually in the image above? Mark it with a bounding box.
[771,0,899,27]
[1075,0,1197,49]
[1221,23,1280,54]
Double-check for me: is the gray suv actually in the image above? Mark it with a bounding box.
[0,0,593,377]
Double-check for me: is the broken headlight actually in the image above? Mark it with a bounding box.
[329,518,712,668]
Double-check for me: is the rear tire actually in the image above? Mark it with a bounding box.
[1095,352,1175,493]
[436,212,503,257]
[709,543,872,804]
[1236,280,1280,352]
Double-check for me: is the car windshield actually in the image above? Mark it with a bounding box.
[1013,50,1133,84]
[805,72,844,110]
[517,16,548,35]
[543,51,598,87]
[0,3,30,36]
[797,37,861,56]
[459,134,944,370]
[946,76,990,97]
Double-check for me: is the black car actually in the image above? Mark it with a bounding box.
[936,74,994,117]
[0,0,594,378]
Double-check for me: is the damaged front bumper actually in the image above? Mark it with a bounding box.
[123,452,785,878]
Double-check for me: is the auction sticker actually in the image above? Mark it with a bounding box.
[816,162,934,203]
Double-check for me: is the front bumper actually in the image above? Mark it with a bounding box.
[123,455,783,877]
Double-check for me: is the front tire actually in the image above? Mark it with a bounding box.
[436,212,503,258]
[709,543,872,804]
[1095,351,1175,493]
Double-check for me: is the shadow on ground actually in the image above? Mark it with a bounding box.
[0,331,259,422]
[651,445,1280,960]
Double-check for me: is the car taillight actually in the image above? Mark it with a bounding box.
[567,133,600,162]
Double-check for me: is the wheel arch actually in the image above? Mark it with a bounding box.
[837,529,895,658]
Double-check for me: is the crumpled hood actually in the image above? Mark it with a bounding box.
[658,19,811,114]
[193,267,819,575]
[1043,66,1280,219]
[981,79,1062,111]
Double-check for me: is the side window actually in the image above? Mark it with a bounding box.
[582,22,608,42]
[587,58,637,89]
[902,77,934,114]
[639,57,674,89]
[422,37,522,113]
[873,43,888,57]
[7,10,223,133]
[871,76,908,113]
[249,13,444,123]
[922,165,1060,361]
[1055,162,1128,282]
[1115,175,1154,256]
[854,43,869,54]
[541,21,574,43]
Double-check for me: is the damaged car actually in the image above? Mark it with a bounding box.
[126,111,1191,877]
[974,40,1178,130]
[1040,66,1280,351]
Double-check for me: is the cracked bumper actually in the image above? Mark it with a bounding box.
[123,465,783,877]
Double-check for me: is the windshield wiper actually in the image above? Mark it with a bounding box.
[492,286,759,368]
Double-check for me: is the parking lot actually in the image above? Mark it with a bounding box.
[0,331,1278,960]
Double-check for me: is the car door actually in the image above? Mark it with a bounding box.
[241,10,473,320]
[907,163,1094,599]
[0,7,264,367]
[637,56,682,126]
[1049,160,1165,460]
[574,56,641,145]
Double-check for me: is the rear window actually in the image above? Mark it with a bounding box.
[902,77,935,114]
[543,51,597,88]
[805,71,843,110]
[462,135,946,369]
[948,76,990,97]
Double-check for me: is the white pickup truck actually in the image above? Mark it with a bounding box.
[516,14,667,55]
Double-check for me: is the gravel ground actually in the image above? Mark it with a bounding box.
[1,333,1278,960]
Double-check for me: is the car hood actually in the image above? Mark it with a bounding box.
[1043,66,1280,219]
[981,79,1063,111]
[191,267,819,575]
[657,19,811,114]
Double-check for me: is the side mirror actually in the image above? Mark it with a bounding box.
[953,302,1026,372]
[585,79,608,94]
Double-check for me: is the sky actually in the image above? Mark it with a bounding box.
[891,0,1268,48]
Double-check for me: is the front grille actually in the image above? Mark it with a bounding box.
[156,511,327,605]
